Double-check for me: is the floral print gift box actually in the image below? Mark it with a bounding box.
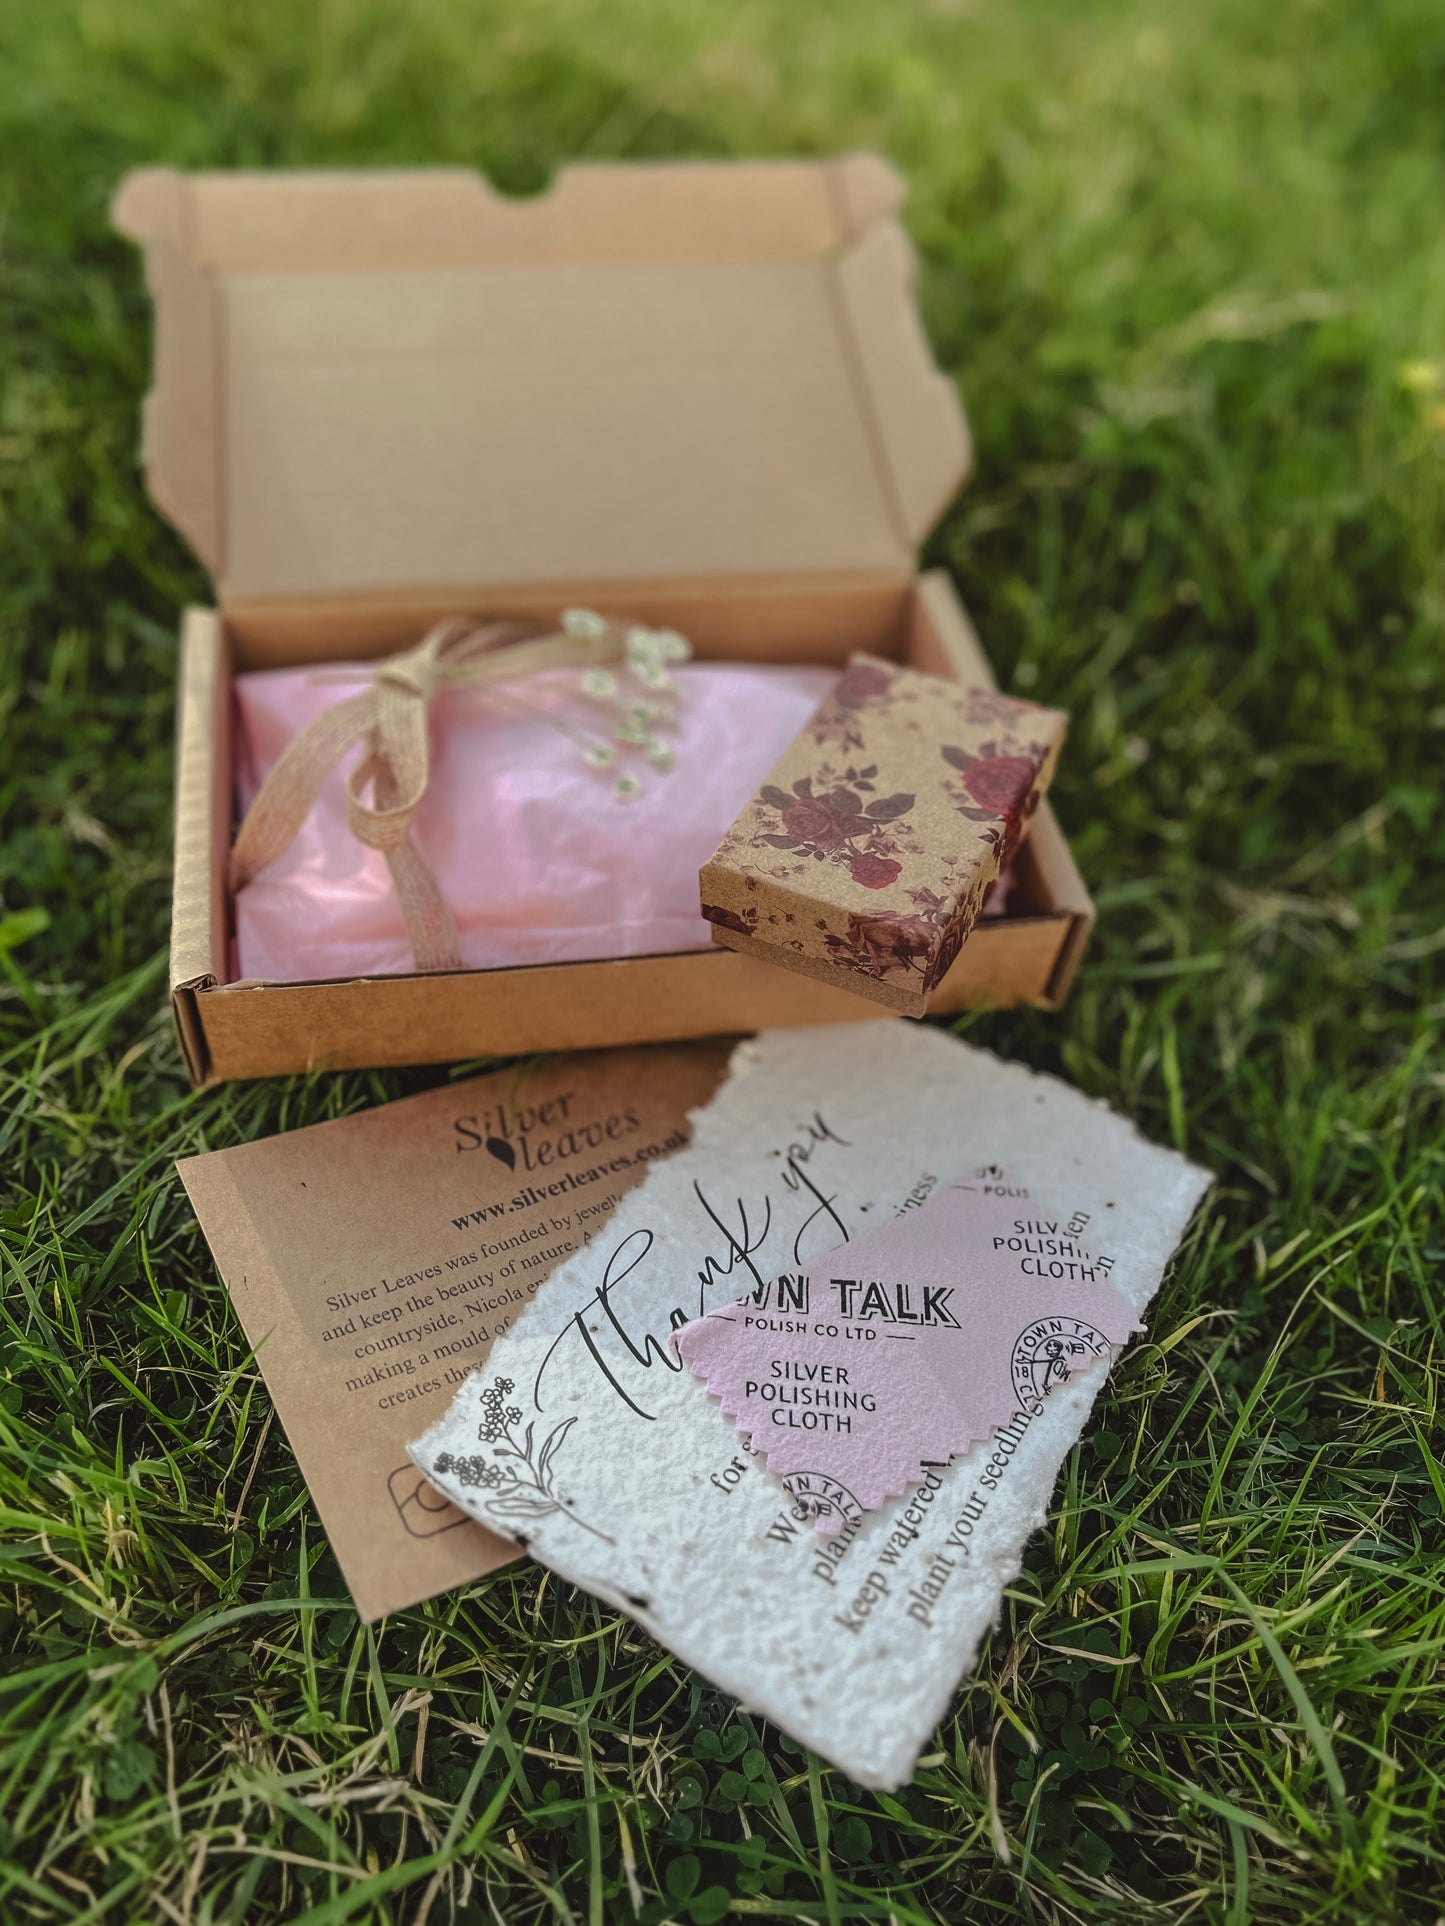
[699,656,1067,1015]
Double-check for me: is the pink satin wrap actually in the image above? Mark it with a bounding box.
[231,660,840,984]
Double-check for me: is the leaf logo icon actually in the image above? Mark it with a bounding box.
[485,1137,516,1169]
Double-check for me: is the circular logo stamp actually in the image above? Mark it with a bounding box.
[1010,1318,1112,1404]
[781,1470,862,1531]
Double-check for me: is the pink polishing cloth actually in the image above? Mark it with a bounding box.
[675,1186,1143,1533]
[231,660,839,984]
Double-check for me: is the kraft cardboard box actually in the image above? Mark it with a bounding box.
[113,158,1093,1083]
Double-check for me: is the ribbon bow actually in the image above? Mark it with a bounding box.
[230,611,688,974]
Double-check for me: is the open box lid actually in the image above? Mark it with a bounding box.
[112,158,969,616]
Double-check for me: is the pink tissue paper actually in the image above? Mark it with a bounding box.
[231,660,839,983]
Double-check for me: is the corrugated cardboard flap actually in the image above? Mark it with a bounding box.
[113,158,969,611]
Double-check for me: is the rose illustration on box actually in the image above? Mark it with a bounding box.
[805,657,898,754]
[821,891,972,991]
[942,739,1045,869]
[748,770,919,893]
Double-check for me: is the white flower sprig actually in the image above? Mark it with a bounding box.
[560,609,692,800]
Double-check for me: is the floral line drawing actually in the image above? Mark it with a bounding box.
[431,1377,613,1543]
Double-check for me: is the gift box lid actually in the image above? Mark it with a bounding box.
[112,159,969,618]
[699,656,1068,1017]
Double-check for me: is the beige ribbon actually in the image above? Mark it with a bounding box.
[230,613,647,973]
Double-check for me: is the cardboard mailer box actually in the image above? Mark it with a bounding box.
[113,157,1092,1084]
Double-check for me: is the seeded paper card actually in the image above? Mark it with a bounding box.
[413,1025,1210,1788]
[177,1043,729,1620]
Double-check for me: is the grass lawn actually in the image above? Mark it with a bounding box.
[2,0,1443,1918]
